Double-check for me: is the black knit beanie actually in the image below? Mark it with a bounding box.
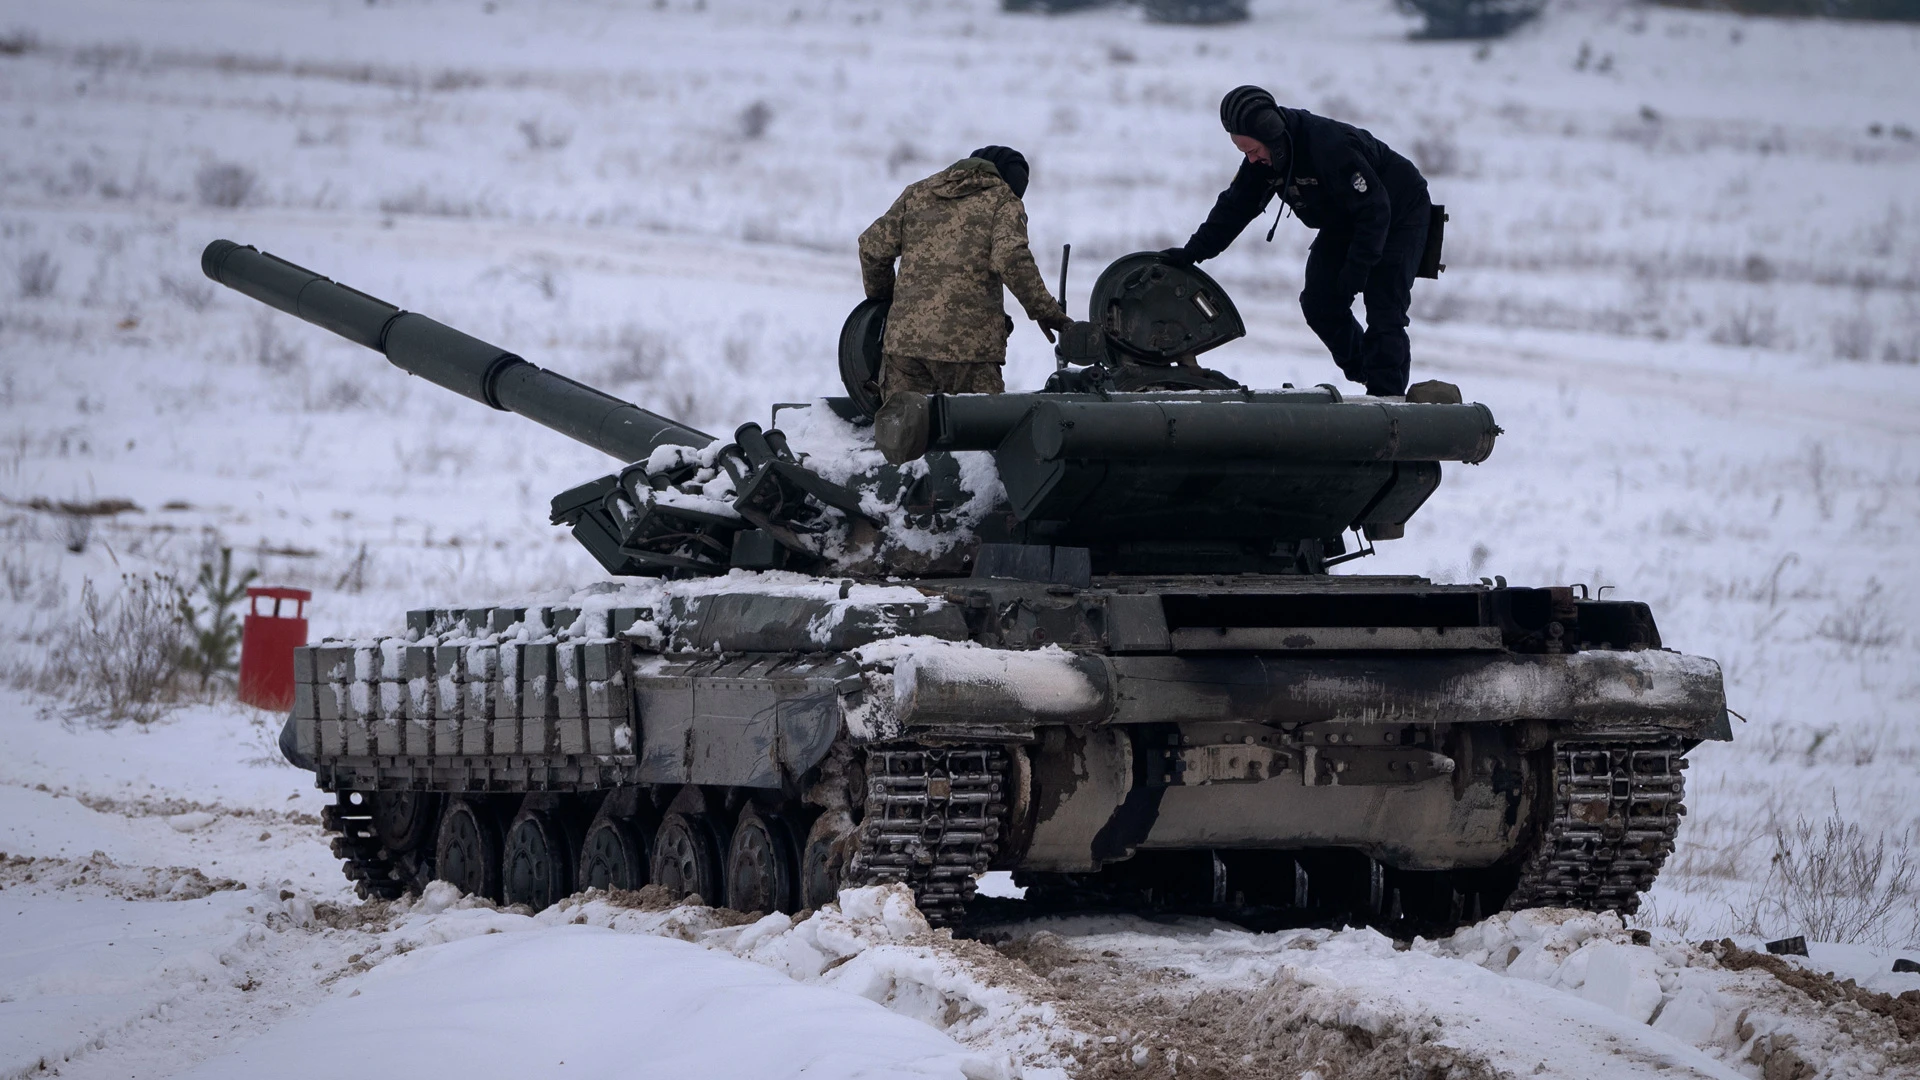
[969,145,1029,199]
[1219,85,1288,154]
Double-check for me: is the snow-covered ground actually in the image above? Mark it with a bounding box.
[2,0,1917,1076]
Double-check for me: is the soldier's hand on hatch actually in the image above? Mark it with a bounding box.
[1159,246,1195,266]
[1036,308,1073,343]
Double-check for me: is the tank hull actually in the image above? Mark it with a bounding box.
[292,573,1723,927]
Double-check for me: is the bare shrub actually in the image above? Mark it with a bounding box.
[1768,811,1916,947]
[61,513,91,554]
[602,324,675,384]
[500,258,561,301]
[516,117,573,152]
[245,311,305,373]
[158,273,214,312]
[0,28,36,55]
[1815,580,1903,647]
[307,377,367,411]
[16,250,59,299]
[1410,131,1462,177]
[194,162,257,208]
[1710,304,1787,349]
[1829,312,1874,360]
[723,333,753,373]
[378,186,480,218]
[1394,0,1545,40]
[1650,1,1920,22]
[395,430,473,477]
[29,575,191,726]
[334,543,372,594]
[738,100,774,140]
[886,141,924,177]
[0,547,60,607]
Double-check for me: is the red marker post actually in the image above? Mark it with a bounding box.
[237,586,311,711]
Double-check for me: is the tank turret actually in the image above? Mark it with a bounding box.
[203,241,1499,580]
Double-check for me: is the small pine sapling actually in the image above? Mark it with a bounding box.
[179,547,258,688]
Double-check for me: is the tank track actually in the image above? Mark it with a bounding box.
[320,791,412,901]
[850,745,1008,927]
[1504,740,1687,915]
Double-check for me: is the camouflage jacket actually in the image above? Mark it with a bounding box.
[858,158,1059,365]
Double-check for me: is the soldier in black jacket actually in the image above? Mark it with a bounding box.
[1165,86,1432,397]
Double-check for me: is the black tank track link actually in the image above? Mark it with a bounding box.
[849,745,1008,927]
[320,791,415,901]
[1504,739,1687,915]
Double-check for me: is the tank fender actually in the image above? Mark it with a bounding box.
[845,640,1115,740]
[278,713,315,772]
[666,593,969,653]
[1094,650,1725,735]
[860,643,1723,737]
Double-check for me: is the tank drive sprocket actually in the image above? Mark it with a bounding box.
[1505,740,1687,914]
[321,789,437,901]
[848,745,1009,926]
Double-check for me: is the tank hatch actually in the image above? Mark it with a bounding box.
[1089,252,1246,362]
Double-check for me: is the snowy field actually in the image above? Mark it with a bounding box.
[2,0,1918,1076]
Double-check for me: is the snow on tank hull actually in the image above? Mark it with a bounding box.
[291,572,1726,928]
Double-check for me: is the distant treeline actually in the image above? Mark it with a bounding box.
[1653,0,1920,21]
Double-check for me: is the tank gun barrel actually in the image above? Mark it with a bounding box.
[1023,399,1497,463]
[200,240,713,460]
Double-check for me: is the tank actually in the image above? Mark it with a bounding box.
[201,239,1729,930]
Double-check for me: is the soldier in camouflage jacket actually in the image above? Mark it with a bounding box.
[858,146,1071,398]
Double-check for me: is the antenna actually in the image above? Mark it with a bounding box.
[1057,243,1071,317]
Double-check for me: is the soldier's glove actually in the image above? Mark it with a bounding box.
[1159,246,1196,266]
[1337,263,1371,298]
[1036,307,1074,344]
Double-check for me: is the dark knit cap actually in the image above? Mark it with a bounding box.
[969,145,1029,199]
[1218,85,1289,159]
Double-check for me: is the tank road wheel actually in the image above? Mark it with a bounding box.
[577,813,650,894]
[502,809,573,912]
[725,806,799,915]
[652,812,723,903]
[799,811,855,912]
[372,790,439,854]
[434,798,503,903]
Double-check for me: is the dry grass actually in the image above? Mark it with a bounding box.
[13,574,192,727]
[194,161,256,208]
[1766,808,1917,947]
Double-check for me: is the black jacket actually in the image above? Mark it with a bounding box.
[1184,107,1427,276]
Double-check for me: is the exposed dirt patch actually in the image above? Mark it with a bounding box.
[67,788,321,826]
[1707,939,1920,1045]
[10,781,321,826]
[594,885,759,927]
[312,897,400,932]
[603,883,679,911]
[0,851,243,900]
[989,930,1500,1080]
[10,495,142,516]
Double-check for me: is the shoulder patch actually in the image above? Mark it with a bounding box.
[1351,173,1368,193]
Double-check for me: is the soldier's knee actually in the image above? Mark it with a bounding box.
[1299,288,1347,331]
